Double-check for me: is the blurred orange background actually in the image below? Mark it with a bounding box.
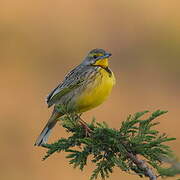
[0,0,180,180]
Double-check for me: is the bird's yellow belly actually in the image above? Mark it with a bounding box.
[76,69,115,113]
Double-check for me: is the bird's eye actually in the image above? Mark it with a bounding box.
[93,55,98,59]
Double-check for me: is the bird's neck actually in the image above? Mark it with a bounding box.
[93,58,109,68]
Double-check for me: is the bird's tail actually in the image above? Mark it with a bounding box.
[34,111,61,146]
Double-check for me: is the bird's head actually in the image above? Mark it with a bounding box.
[82,48,112,68]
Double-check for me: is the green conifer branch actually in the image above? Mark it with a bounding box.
[41,109,180,180]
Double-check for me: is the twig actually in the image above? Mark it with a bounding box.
[127,152,157,180]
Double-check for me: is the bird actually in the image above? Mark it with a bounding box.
[34,48,116,146]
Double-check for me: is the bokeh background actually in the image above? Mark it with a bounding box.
[1,0,180,180]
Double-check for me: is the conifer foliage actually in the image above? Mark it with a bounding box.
[42,109,180,180]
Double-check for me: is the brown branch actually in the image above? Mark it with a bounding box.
[127,152,157,180]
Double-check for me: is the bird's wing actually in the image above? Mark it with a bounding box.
[46,65,86,108]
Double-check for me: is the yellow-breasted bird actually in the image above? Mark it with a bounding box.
[34,48,115,146]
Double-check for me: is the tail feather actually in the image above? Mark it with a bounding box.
[34,122,55,146]
[34,111,61,146]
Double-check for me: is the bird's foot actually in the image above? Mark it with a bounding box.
[78,118,92,137]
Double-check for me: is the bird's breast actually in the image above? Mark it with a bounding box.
[76,68,115,113]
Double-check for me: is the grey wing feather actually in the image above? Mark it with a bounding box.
[46,84,61,105]
[46,64,87,108]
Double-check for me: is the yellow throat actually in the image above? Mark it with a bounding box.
[93,58,109,68]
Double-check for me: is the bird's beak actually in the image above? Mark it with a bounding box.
[103,53,112,58]
[101,53,112,59]
[95,53,112,61]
